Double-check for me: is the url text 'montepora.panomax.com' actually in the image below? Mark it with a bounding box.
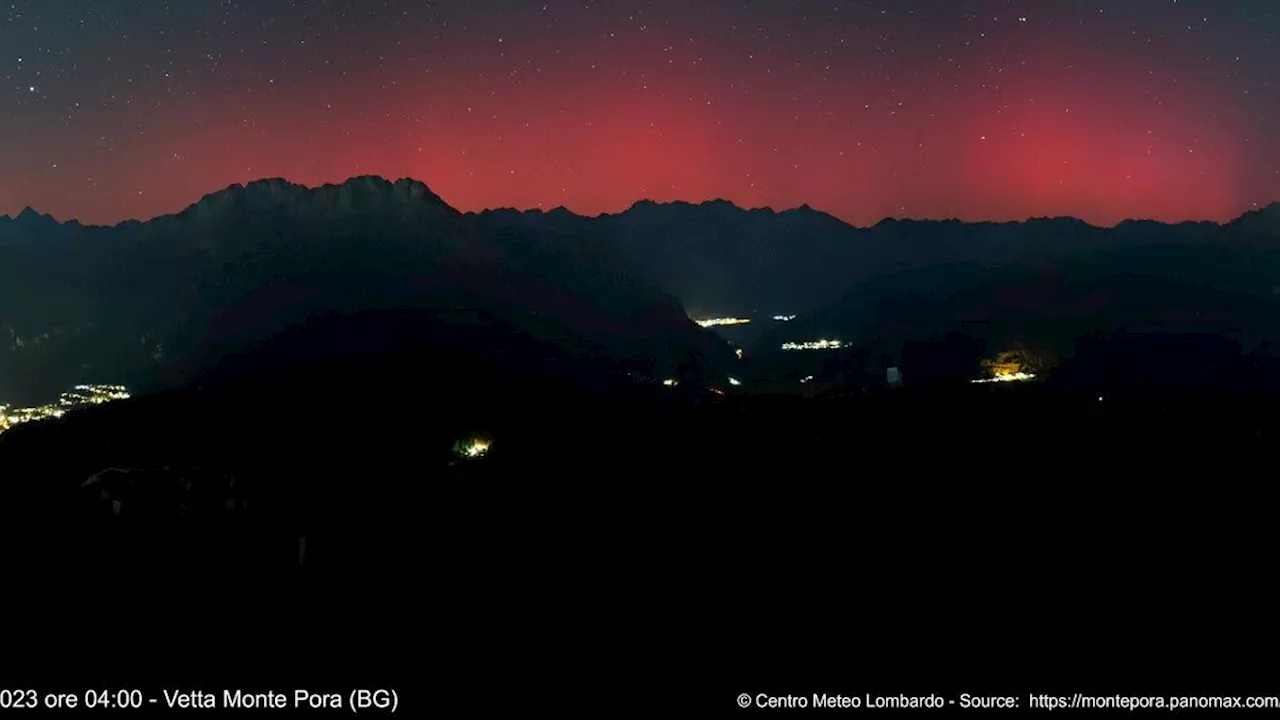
[738,693,1280,711]
[1032,694,1280,711]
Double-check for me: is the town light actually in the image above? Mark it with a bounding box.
[695,317,751,327]
[782,339,843,351]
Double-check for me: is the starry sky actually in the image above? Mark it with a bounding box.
[2,0,1277,227]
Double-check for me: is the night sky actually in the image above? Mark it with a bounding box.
[2,0,1277,226]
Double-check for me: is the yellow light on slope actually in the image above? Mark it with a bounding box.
[0,383,131,435]
[454,433,494,460]
[971,372,1037,384]
[695,317,752,328]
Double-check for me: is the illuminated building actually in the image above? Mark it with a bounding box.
[772,315,797,322]
[663,378,680,386]
[735,348,744,359]
[781,339,843,351]
[728,377,742,386]
[974,349,1039,384]
[694,317,751,328]
[452,433,493,460]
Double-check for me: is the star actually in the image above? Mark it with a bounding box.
[0,0,1272,226]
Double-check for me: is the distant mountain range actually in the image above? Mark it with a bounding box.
[477,196,1280,367]
[3,177,1279,402]
[750,207,1280,364]
[0,177,733,404]
[477,198,1280,318]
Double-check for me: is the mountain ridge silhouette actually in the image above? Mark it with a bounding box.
[0,176,735,404]
[4,175,1276,229]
